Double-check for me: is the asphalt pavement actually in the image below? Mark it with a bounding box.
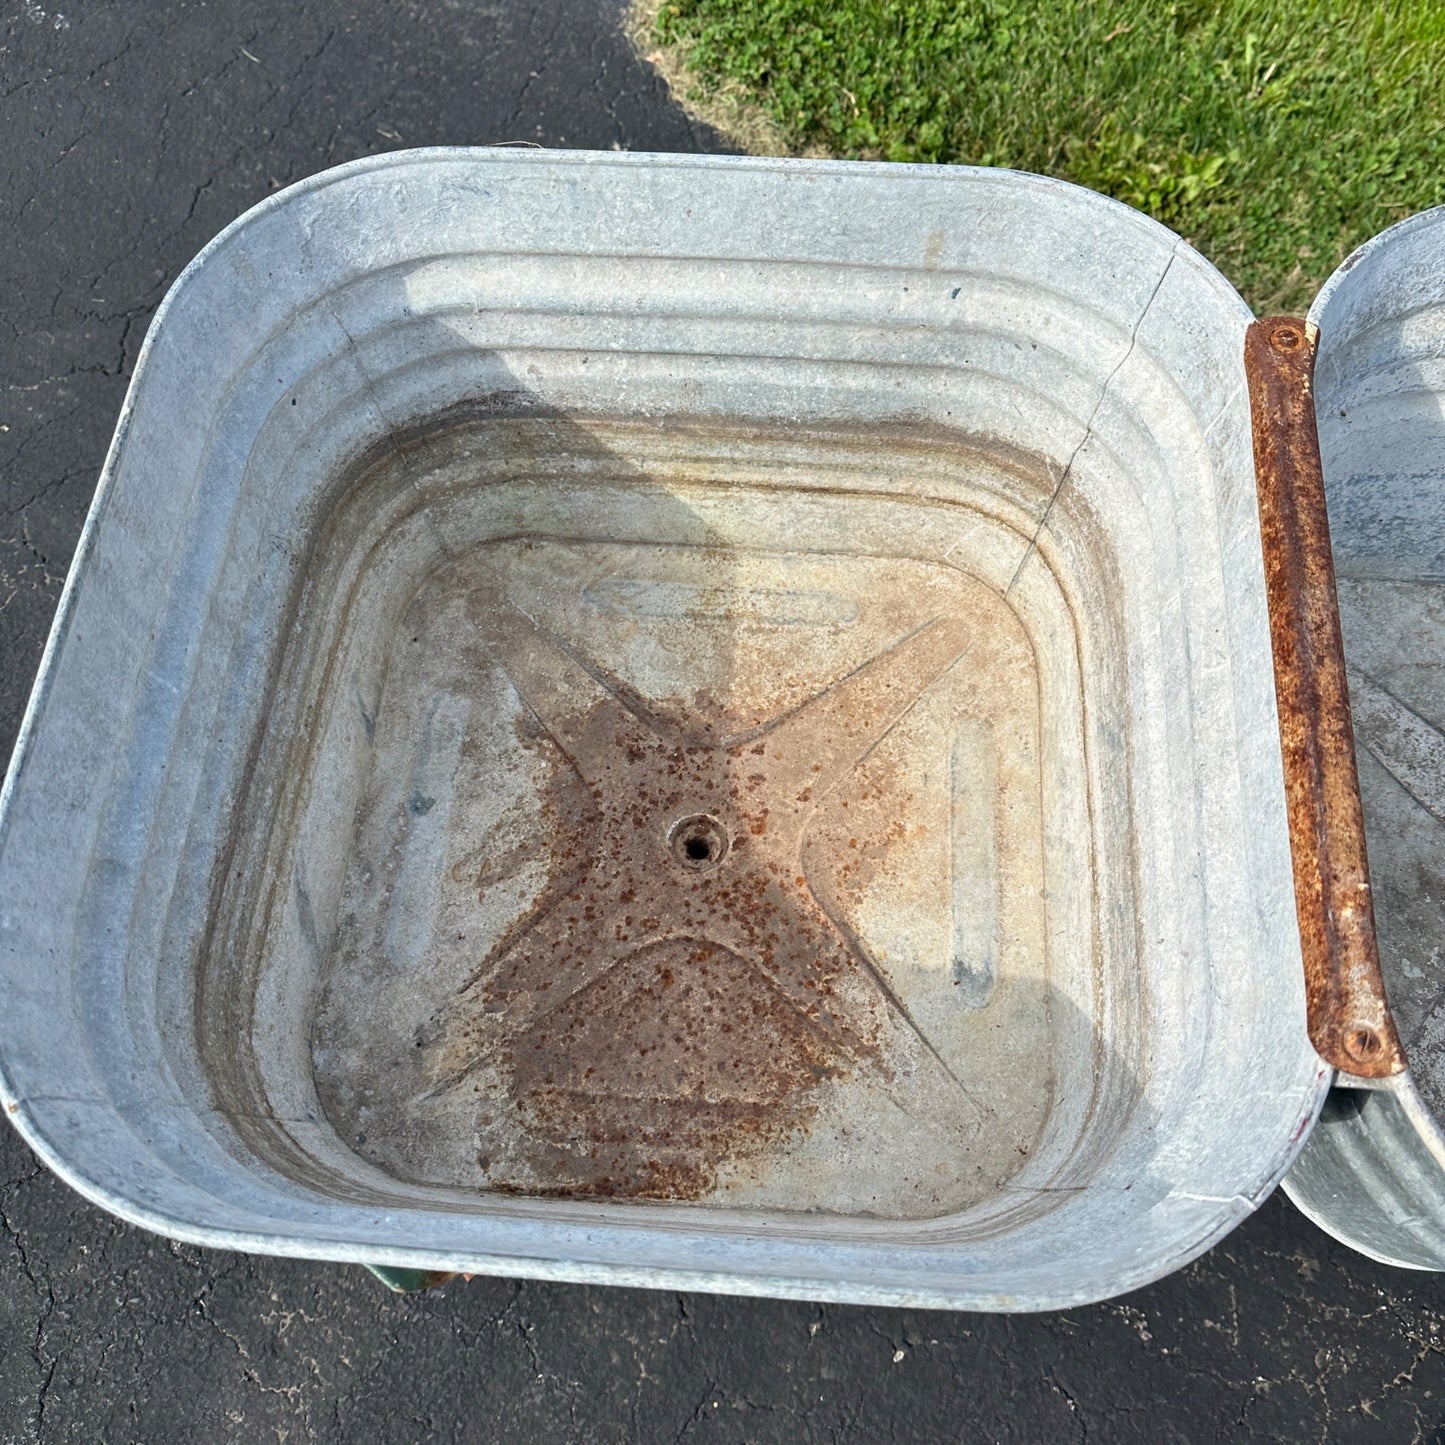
[2,3,1444,1440]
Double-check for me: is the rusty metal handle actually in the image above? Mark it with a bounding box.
[1245,316,1404,1078]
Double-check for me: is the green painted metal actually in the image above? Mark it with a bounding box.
[365,1265,457,1293]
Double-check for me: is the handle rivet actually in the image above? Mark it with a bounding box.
[1343,1026,1382,1064]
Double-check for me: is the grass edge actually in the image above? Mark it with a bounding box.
[623,0,814,158]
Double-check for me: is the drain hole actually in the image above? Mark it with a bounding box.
[669,814,728,869]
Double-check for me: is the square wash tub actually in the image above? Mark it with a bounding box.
[0,151,1327,1311]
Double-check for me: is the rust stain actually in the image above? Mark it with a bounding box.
[417,592,976,1199]
[1245,316,1405,1077]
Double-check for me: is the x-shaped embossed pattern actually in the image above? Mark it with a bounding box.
[420,582,980,1197]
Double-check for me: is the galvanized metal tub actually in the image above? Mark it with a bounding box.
[0,151,1329,1310]
[1281,208,1445,1267]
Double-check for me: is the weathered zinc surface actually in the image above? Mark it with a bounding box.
[0,151,1325,1309]
[1281,209,1445,1270]
[1309,223,1445,1114]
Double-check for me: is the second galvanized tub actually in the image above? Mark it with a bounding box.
[1281,209,1445,1267]
[0,151,1327,1309]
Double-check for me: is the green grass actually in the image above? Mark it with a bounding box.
[652,0,1445,311]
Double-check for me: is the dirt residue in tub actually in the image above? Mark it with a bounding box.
[311,532,1054,1214]
[414,585,987,1200]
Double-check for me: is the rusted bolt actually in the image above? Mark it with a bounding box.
[668,814,729,870]
[1342,1025,1383,1066]
[1271,323,1303,352]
